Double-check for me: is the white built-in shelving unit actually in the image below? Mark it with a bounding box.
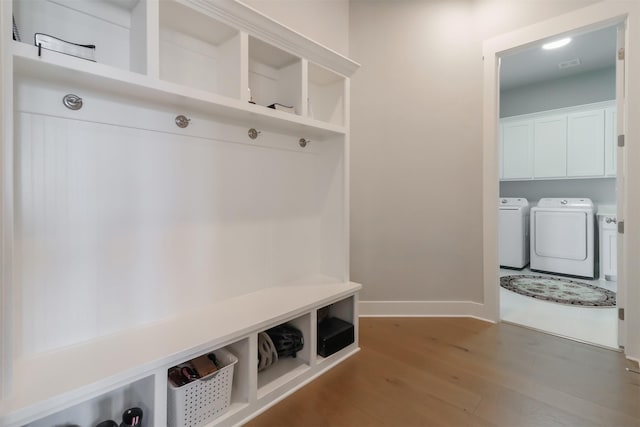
[0,1,360,426]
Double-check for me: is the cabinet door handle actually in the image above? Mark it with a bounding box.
[606,217,617,224]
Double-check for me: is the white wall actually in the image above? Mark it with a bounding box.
[501,178,616,206]
[241,0,605,305]
[239,0,349,55]
[500,67,615,117]
[350,0,599,304]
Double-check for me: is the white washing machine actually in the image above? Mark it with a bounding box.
[530,198,595,278]
[499,198,530,269]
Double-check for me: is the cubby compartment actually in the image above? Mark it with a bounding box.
[317,296,356,361]
[249,36,302,115]
[307,62,345,126]
[12,0,147,73]
[167,345,243,427]
[26,375,154,427]
[159,0,242,98]
[257,314,311,399]
[318,296,355,324]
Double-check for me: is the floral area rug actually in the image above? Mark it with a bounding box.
[500,275,616,307]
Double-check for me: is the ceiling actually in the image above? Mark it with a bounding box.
[500,26,617,91]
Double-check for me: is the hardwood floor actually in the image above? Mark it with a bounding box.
[246,317,640,427]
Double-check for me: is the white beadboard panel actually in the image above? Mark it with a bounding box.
[16,113,101,356]
[15,108,340,355]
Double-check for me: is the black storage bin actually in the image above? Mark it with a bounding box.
[317,317,354,357]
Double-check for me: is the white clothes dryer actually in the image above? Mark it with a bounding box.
[498,198,530,269]
[530,198,595,278]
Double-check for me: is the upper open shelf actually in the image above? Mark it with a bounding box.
[11,43,347,140]
[9,0,359,129]
[308,62,346,126]
[159,0,243,98]
[248,36,302,116]
[12,0,148,74]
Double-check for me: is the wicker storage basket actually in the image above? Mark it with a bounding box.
[167,348,238,427]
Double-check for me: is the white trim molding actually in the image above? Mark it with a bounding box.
[359,301,494,323]
[183,0,360,77]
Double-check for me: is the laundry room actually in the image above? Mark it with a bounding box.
[497,25,620,348]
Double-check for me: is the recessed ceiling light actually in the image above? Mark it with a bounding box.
[542,37,572,50]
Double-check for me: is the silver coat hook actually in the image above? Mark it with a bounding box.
[175,115,191,128]
[299,138,310,148]
[62,94,83,110]
[248,128,261,139]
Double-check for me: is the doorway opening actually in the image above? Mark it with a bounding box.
[496,24,622,349]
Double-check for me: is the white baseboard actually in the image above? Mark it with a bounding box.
[626,354,640,365]
[359,300,495,323]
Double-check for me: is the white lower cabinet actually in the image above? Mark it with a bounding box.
[599,214,618,280]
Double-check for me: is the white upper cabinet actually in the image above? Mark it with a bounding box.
[605,107,617,176]
[501,119,533,179]
[499,101,615,181]
[567,109,605,177]
[533,114,567,178]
